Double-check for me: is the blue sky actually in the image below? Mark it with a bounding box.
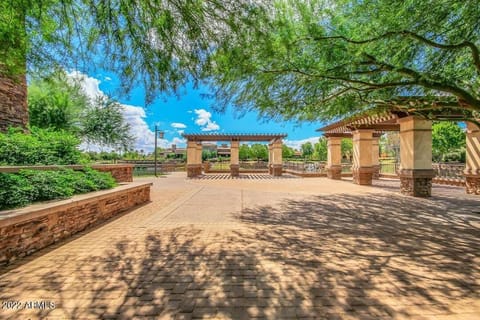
[71,71,324,152]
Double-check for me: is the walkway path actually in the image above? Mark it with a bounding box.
[1,173,479,319]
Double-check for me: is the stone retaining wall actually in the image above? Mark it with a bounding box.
[0,182,151,265]
[0,164,134,183]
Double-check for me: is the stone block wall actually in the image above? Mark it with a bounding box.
[0,74,28,132]
[0,183,151,265]
[91,164,133,183]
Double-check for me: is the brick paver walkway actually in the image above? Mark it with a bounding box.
[1,173,479,319]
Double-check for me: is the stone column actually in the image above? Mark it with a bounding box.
[186,140,201,178]
[268,144,273,175]
[196,142,203,175]
[326,136,342,179]
[465,121,480,195]
[271,140,283,176]
[398,116,435,197]
[230,140,240,177]
[372,136,380,179]
[352,130,375,185]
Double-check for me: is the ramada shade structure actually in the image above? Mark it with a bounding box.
[181,133,287,177]
[317,104,480,197]
[182,133,287,142]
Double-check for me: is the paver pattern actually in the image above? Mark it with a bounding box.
[1,173,479,319]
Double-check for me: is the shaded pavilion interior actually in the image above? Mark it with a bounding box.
[182,133,287,178]
[318,105,480,197]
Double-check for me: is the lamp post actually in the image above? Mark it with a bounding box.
[154,125,165,177]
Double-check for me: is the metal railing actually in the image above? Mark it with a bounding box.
[380,162,399,175]
[379,162,466,185]
[283,161,326,174]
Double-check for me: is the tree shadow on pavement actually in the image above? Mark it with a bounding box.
[1,191,479,319]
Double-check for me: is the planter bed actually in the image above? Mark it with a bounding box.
[0,182,151,265]
[0,164,134,183]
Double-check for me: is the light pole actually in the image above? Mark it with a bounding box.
[154,125,165,177]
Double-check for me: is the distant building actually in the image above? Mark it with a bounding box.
[217,143,231,157]
[159,144,186,158]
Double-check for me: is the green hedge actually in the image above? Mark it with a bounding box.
[0,168,117,210]
[0,127,81,165]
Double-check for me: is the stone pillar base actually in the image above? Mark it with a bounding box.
[352,167,374,185]
[372,165,380,180]
[465,173,480,195]
[268,164,273,175]
[326,165,342,180]
[203,162,211,173]
[187,164,202,178]
[271,164,283,176]
[230,164,240,177]
[399,169,435,197]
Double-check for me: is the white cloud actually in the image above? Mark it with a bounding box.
[201,121,220,131]
[68,71,186,152]
[284,136,321,150]
[171,122,187,129]
[66,70,105,101]
[193,108,220,132]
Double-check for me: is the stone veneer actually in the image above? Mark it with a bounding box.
[0,182,151,265]
[230,164,240,177]
[399,169,435,197]
[90,164,133,183]
[352,167,374,185]
[187,164,202,178]
[271,164,283,176]
[0,74,28,132]
[326,165,342,180]
[465,174,480,195]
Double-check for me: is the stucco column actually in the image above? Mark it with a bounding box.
[196,142,203,175]
[268,144,273,175]
[326,136,342,179]
[186,140,201,178]
[372,135,380,179]
[352,129,375,185]
[271,139,283,176]
[230,140,240,177]
[465,121,480,195]
[398,116,435,197]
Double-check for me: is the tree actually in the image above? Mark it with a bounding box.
[250,144,268,160]
[239,144,250,160]
[82,97,133,150]
[2,0,266,102]
[282,144,295,159]
[341,139,353,161]
[432,121,466,162]
[28,71,89,132]
[301,142,314,159]
[208,0,480,123]
[313,137,327,161]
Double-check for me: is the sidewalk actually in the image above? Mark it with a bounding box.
[1,173,479,319]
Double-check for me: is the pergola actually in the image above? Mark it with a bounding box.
[182,133,287,178]
[318,106,480,197]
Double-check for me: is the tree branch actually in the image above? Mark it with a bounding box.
[307,30,480,73]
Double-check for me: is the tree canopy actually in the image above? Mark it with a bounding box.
[28,71,133,149]
[208,0,480,122]
[1,0,266,103]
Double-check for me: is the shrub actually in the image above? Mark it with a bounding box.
[0,127,81,165]
[0,173,35,208]
[0,168,117,210]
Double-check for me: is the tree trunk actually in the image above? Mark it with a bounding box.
[0,73,28,132]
